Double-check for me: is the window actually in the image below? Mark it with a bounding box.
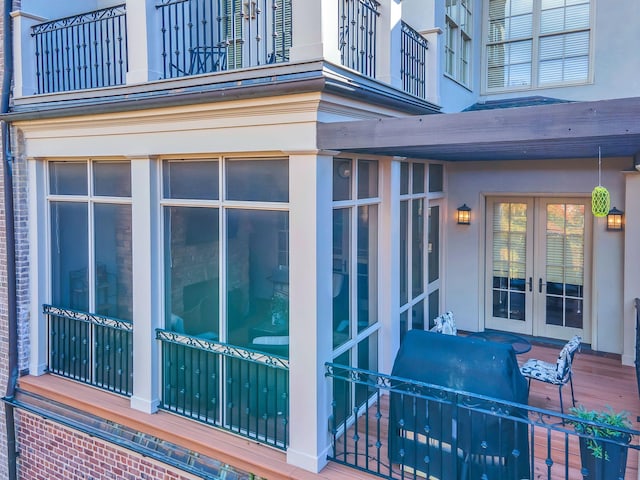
[445,0,472,86]
[332,157,380,426]
[162,158,289,355]
[399,162,443,342]
[486,0,591,91]
[49,161,133,320]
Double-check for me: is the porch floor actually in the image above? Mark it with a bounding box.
[17,341,639,480]
[334,340,640,479]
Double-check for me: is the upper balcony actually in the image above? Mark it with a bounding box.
[12,0,435,106]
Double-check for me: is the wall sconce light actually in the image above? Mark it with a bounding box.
[606,207,624,231]
[457,204,471,225]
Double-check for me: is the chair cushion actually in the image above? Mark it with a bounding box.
[520,358,564,385]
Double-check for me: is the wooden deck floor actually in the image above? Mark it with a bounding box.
[18,342,640,480]
[333,341,640,480]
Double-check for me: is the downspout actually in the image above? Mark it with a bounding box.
[2,0,18,479]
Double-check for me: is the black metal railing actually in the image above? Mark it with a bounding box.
[31,5,128,94]
[44,305,133,396]
[157,329,289,449]
[156,0,292,79]
[400,22,427,99]
[339,0,379,78]
[326,362,640,480]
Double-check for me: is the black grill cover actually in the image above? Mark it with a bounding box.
[389,330,530,479]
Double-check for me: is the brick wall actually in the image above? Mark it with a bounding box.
[16,411,203,480]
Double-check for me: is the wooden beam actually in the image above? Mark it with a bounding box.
[317,97,640,160]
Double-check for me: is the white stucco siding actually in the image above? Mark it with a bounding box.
[445,156,630,354]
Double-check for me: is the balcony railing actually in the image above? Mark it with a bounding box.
[401,22,427,99]
[31,5,128,94]
[326,362,640,480]
[339,0,379,78]
[44,305,133,396]
[157,329,289,449]
[156,0,292,79]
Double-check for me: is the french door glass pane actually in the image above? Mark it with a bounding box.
[545,203,584,328]
[226,209,289,356]
[51,202,88,310]
[164,207,220,339]
[94,204,133,320]
[492,202,527,321]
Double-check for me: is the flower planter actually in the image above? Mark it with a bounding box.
[579,436,629,480]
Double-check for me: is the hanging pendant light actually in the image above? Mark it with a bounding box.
[591,147,610,217]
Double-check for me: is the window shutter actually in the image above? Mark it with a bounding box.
[273,0,292,62]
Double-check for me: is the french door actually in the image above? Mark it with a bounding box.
[485,197,592,342]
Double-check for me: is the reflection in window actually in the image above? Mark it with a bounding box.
[357,205,378,332]
[164,207,219,339]
[226,159,288,202]
[333,208,351,348]
[49,161,132,320]
[227,209,289,357]
[163,160,218,200]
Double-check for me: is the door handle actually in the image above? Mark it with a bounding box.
[538,278,546,293]
[527,277,532,292]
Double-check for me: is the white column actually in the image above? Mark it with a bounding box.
[286,152,333,473]
[378,158,401,374]
[125,0,163,84]
[129,157,160,413]
[622,171,640,366]
[10,11,46,98]
[422,28,443,106]
[378,0,403,88]
[288,0,340,64]
[28,158,47,376]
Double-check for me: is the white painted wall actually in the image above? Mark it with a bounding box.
[445,156,630,354]
[19,0,104,19]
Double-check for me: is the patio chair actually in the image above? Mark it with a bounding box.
[519,335,582,415]
[431,311,457,335]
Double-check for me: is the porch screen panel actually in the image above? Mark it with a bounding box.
[545,203,584,328]
[164,206,220,339]
[492,202,527,321]
[51,202,89,310]
[94,204,132,320]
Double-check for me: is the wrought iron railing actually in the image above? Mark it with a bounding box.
[31,5,128,94]
[338,0,380,77]
[44,305,133,396]
[157,329,289,449]
[326,362,639,480]
[156,0,292,79]
[400,22,427,99]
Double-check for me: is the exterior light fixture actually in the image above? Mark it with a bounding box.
[606,207,624,231]
[457,204,471,225]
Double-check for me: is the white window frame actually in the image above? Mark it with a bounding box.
[482,0,593,93]
[445,0,473,87]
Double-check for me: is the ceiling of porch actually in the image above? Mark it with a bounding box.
[317,96,640,162]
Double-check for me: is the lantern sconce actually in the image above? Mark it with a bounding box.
[606,207,624,231]
[457,204,471,225]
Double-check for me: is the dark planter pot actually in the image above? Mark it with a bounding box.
[579,436,629,480]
